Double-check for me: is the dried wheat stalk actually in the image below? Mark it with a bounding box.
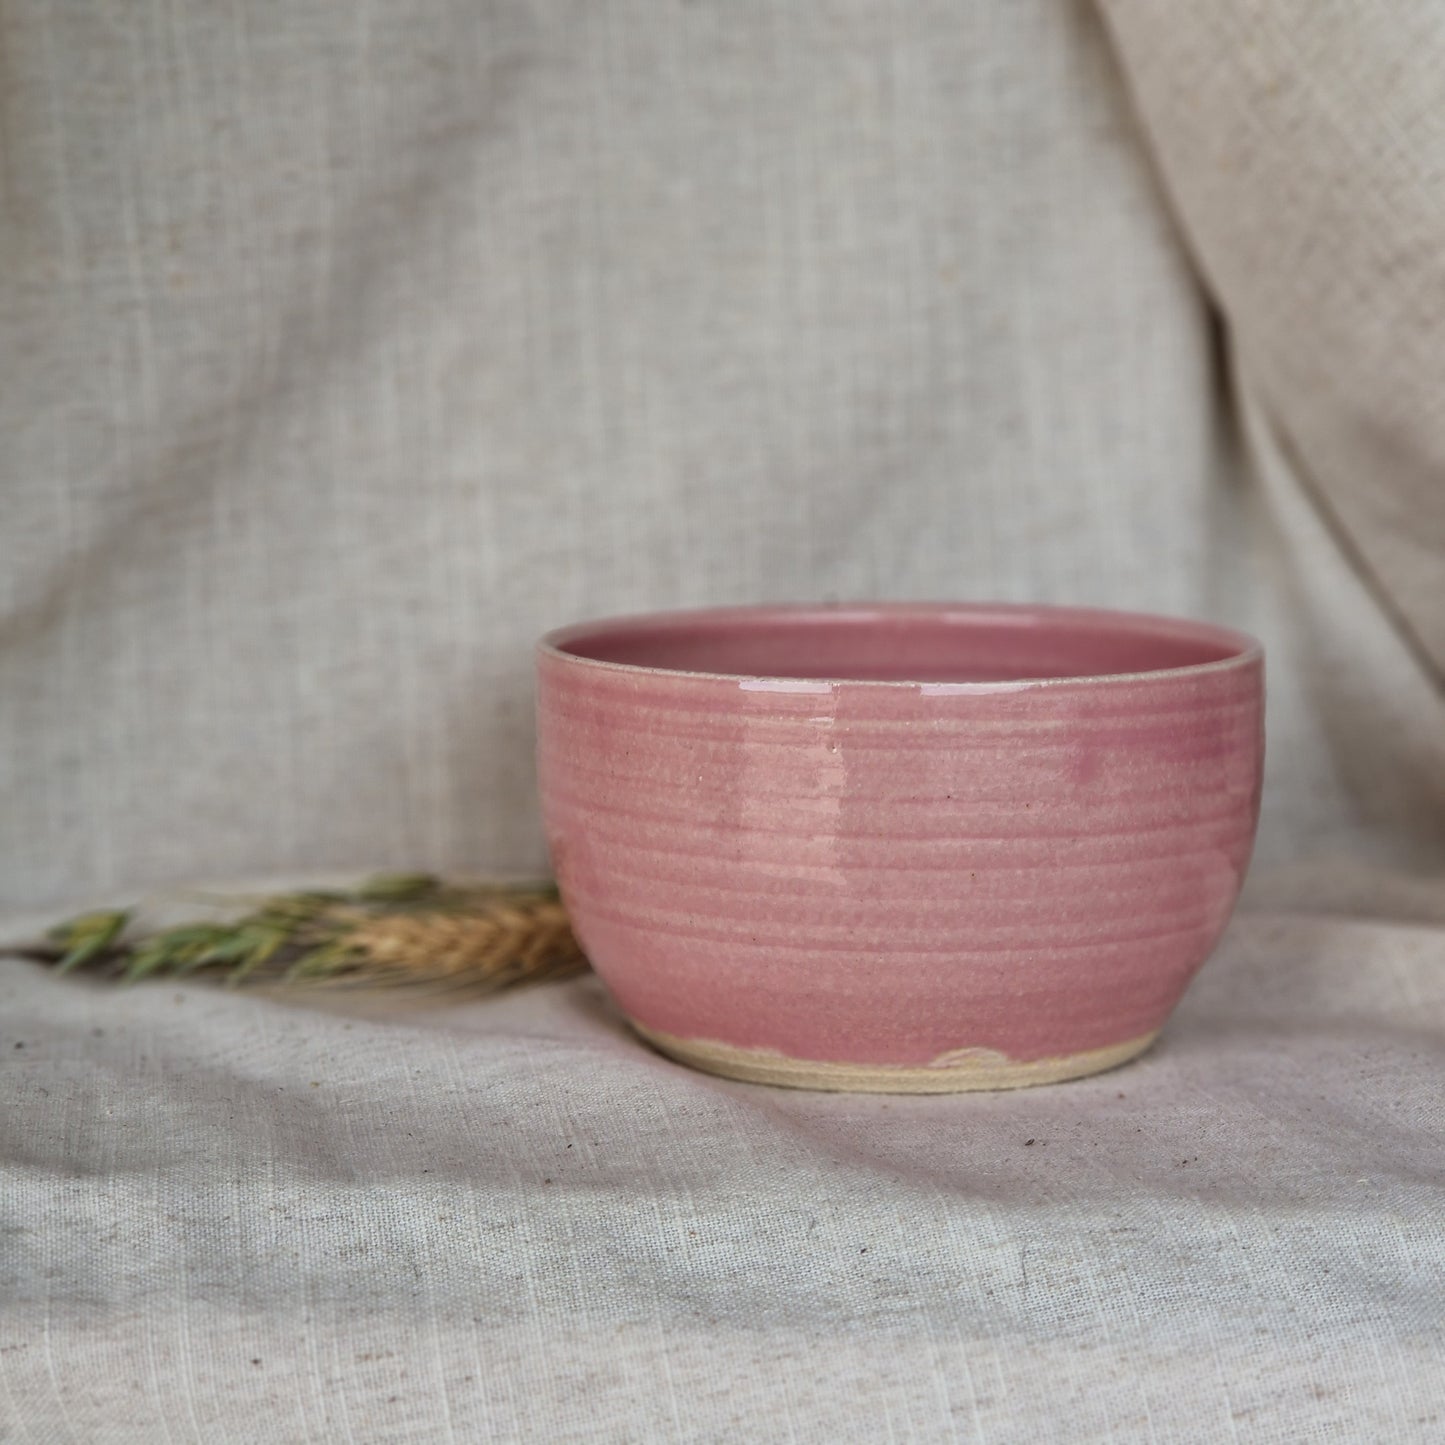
[32,875,589,996]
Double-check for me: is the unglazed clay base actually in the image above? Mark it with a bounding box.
[632,1023,1161,1094]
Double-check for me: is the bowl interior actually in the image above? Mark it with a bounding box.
[549,605,1254,686]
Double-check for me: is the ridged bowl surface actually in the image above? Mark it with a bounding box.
[536,604,1263,1092]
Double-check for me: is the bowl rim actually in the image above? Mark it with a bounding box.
[538,601,1263,692]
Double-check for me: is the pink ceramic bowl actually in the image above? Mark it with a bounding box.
[536,603,1263,1092]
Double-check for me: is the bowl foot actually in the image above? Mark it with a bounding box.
[631,1023,1160,1094]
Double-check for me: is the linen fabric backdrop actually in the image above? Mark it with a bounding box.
[2,2,1443,1440]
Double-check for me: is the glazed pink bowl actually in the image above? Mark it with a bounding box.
[536,604,1263,1092]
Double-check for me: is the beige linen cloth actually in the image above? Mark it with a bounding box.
[2,2,1443,1440]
